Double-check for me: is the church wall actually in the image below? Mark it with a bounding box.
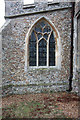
[2,2,72,95]
[73,2,80,94]
[5,0,71,17]
[77,16,80,95]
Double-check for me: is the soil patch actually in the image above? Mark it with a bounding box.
[2,92,80,118]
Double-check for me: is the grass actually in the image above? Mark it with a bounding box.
[3,101,45,118]
[2,92,79,118]
[2,99,66,118]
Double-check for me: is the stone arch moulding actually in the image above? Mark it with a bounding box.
[25,16,62,72]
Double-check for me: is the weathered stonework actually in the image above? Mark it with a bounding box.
[73,1,80,95]
[5,0,72,17]
[1,0,79,96]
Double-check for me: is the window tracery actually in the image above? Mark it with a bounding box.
[29,19,55,67]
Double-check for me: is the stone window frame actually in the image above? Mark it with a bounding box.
[25,16,62,71]
[29,20,56,67]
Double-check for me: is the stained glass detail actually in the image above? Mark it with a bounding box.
[29,31,36,66]
[49,32,55,66]
[39,39,47,66]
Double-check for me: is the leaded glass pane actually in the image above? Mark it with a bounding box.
[39,39,47,66]
[43,34,48,40]
[35,24,42,32]
[37,33,42,40]
[40,21,45,27]
[49,32,55,66]
[43,26,51,33]
[29,31,36,66]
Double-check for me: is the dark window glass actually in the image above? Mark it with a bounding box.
[37,33,42,40]
[29,31,36,66]
[43,34,48,40]
[35,24,42,32]
[49,32,55,66]
[43,26,51,33]
[39,39,47,66]
[40,21,45,27]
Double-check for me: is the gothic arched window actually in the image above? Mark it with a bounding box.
[29,19,56,67]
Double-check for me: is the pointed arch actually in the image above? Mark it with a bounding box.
[25,16,62,71]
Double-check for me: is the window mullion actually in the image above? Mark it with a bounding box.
[37,40,38,66]
[47,31,52,66]
[34,32,38,66]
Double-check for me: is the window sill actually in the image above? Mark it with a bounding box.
[28,66,58,69]
[25,66,60,72]
[25,65,61,72]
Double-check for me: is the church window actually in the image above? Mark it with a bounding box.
[29,19,55,67]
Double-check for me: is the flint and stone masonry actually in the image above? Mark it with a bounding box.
[1,0,79,96]
[73,1,80,94]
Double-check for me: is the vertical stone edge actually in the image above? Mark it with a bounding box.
[0,31,2,120]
